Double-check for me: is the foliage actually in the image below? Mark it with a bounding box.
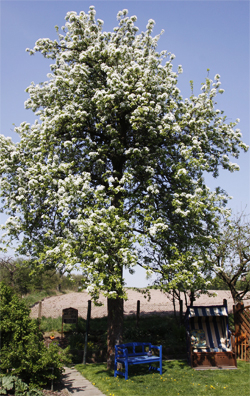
[0,257,85,297]
[0,376,43,396]
[75,360,250,396]
[0,283,71,387]
[207,212,250,302]
[22,290,57,308]
[40,314,186,362]
[206,275,230,290]
[0,7,248,360]
[40,316,85,333]
[0,7,247,300]
[204,274,249,292]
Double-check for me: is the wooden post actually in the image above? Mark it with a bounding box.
[179,299,183,325]
[38,301,42,329]
[233,302,243,360]
[83,300,91,364]
[136,300,140,327]
[50,367,54,391]
[61,312,64,339]
[38,301,42,318]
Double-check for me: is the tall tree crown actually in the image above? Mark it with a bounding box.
[0,7,248,300]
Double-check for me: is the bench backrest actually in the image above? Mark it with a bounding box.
[115,342,152,357]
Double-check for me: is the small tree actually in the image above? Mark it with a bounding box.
[0,257,19,288]
[0,8,248,366]
[0,257,65,295]
[208,212,250,302]
[0,282,70,386]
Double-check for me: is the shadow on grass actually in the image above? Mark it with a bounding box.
[76,359,190,380]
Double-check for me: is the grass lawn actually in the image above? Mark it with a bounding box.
[75,360,250,396]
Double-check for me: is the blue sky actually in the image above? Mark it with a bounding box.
[1,0,249,287]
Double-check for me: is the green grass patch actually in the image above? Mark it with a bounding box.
[75,360,250,396]
[23,289,57,307]
[40,316,77,333]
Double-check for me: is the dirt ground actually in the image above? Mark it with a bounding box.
[30,289,250,319]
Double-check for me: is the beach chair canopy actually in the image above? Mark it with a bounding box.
[187,306,228,318]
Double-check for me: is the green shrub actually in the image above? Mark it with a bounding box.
[0,282,71,387]
[0,375,43,396]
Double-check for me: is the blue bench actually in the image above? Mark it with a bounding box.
[114,342,162,380]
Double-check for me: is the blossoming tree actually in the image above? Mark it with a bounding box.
[208,212,250,303]
[0,8,248,365]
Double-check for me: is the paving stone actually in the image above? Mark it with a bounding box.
[63,367,105,396]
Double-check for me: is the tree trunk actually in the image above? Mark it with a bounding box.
[172,290,177,320]
[107,297,124,369]
[190,290,195,307]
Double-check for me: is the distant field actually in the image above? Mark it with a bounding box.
[30,289,250,319]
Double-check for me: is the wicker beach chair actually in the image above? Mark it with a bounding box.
[185,302,237,369]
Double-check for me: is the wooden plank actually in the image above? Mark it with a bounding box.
[38,301,42,318]
[62,307,78,324]
[240,314,250,328]
[239,313,250,332]
[243,313,250,325]
[239,321,250,334]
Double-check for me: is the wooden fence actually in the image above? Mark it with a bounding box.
[233,302,250,361]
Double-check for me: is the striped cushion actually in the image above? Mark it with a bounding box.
[190,330,207,348]
[190,316,231,352]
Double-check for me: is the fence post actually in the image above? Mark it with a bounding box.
[49,367,54,391]
[61,310,64,339]
[38,301,42,329]
[38,301,42,318]
[83,300,91,364]
[136,300,140,327]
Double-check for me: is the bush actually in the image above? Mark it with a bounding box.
[0,375,43,396]
[0,282,71,387]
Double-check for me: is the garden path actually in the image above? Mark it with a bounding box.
[62,367,105,396]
